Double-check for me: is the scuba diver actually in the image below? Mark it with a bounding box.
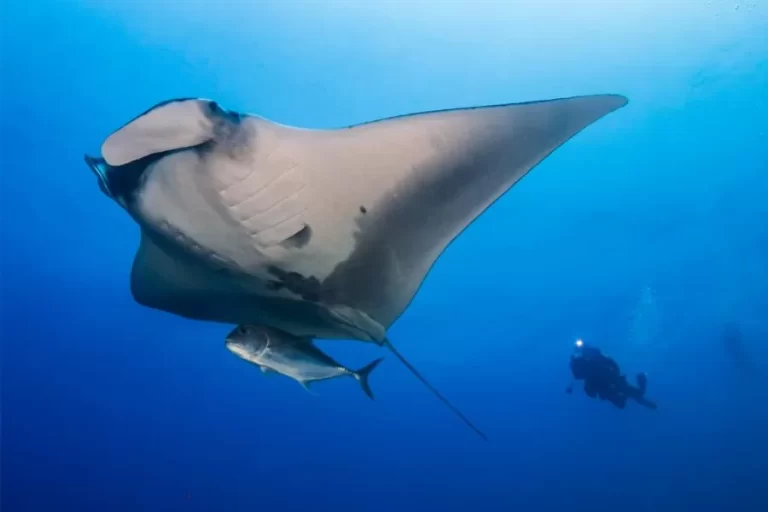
[721,322,759,376]
[566,339,657,410]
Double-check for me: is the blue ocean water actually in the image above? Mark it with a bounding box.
[1,0,767,510]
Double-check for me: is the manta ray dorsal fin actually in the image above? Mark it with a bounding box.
[289,94,628,329]
[101,98,222,166]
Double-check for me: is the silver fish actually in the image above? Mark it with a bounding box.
[225,325,382,399]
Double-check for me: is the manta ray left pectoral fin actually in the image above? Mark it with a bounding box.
[100,98,231,166]
[130,230,186,310]
[129,229,230,318]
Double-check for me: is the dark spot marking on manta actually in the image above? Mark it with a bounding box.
[267,266,323,302]
[280,224,313,249]
[319,126,525,325]
[266,280,285,291]
[359,205,367,214]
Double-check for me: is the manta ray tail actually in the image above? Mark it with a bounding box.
[383,338,488,441]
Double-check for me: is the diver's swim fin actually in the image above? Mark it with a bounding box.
[636,372,649,395]
[634,396,658,410]
[383,338,488,441]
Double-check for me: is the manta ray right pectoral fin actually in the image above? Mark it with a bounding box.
[304,94,629,332]
[100,98,225,166]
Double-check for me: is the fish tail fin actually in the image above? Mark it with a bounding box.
[352,358,384,400]
[383,338,488,441]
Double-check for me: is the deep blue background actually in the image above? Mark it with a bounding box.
[2,1,767,511]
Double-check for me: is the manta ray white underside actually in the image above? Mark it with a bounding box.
[86,94,627,344]
[85,94,628,439]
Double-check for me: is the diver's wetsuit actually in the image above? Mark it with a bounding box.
[570,346,657,410]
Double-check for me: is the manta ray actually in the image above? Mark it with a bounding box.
[85,94,628,439]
